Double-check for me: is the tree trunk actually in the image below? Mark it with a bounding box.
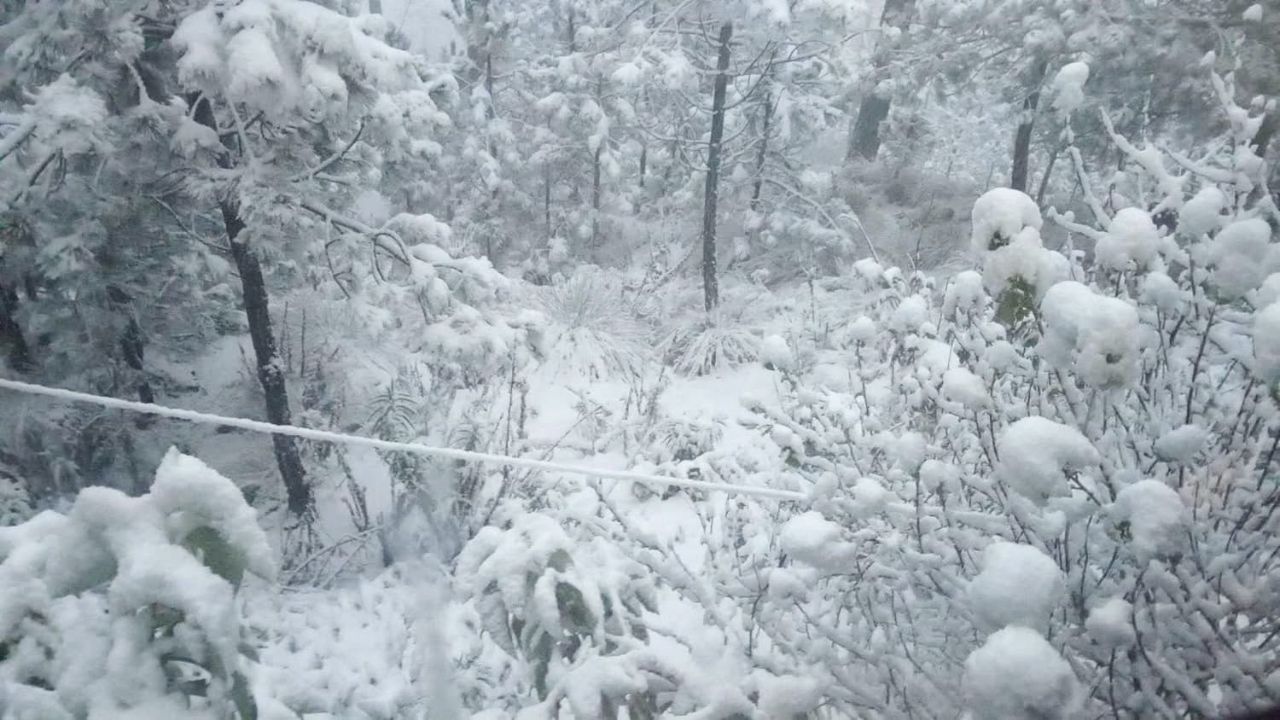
[591,144,602,247]
[223,205,312,517]
[1011,58,1049,193]
[750,90,773,214]
[192,96,311,517]
[701,21,733,312]
[591,75,604,249]
[847,0,916,161]
[0,283,32,372]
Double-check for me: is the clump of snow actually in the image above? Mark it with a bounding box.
[851,477,890,515]
[1085,597,1136,648]
[1112,480,1187,558]
[750,671,824,717]
[1140,271,1185,313]
[967,542,1065,631]
[780,512,854,570]
[996,417,1100,503]
[1208,218,1273,299]
[1179,186,1228,239]
[1255,303,1280,383]
[963,626,1080,720]
[1253,273,1280,309]
[1039,281,1140,388]
[943,270,987,316]
[971,188,1042,253]
[1050,61,1089,115]
[0,450,271,718]
[919,459,958,492]
[1243,3,1263,22]
[761,334,794,371]
[980,229,1069,299]
[848,316,877,345]
[1153,424,1208,464]
[890,296,930,334]
[853,258,884,285]
[1095,207,1159,272]
[942,367,990,409]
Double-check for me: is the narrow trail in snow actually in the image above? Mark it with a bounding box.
[0,377,807,502]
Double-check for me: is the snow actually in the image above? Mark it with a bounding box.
[971,188,1043,253]
[1038,281,1140,388]
[851,476,890,514]
[890,295,929,334]
[1050,61,1089,115]
[848,315,877,344]
[967,542,1065,632]
[1140,271,1185,313]
[750,671,824,717]
[964,626,1080,720]
[761,334,794,371]
[1112,480,1187,558]
[1153,424,1208,464]
[1179,186,1227,239]
[1085,597,1136,648]
[1255,303,1280,383]
[1095,207,1159,272]
[0,451,272,718]
[942,367,990,409]
[1243,4,1263,22]
[1254,273,1280,309]
[780,511,855,571]
[942,270,986,315]
[1209,218,1274,299]
[996,417,1100,504]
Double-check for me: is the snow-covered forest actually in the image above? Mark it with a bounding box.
[1,0,1279,717]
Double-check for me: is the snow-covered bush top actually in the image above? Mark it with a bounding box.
[0,449,271,718]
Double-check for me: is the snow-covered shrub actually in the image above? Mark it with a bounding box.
[659,317,758,376]
[0,468,31,527]
[0,449,272,718]
[665,65,1280,718]
[453,513,663,716]
[533,268,648,380]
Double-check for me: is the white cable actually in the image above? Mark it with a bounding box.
[0,377,807,503]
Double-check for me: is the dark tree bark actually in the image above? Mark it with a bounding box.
[701,21,733,312]
[1011,58,1049,193]
[750,88,774,215]
[192,96,311,517]
[848,0,916,161]
[591,76,604,248]
[0,283,32,372]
